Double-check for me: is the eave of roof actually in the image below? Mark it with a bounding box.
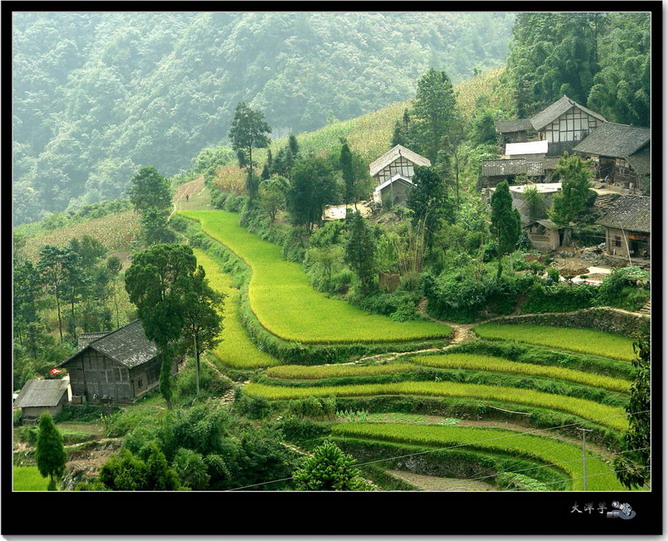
[573,123,650,159]
[374,174,415,192]
[13,379,69,408]
[530,95,607,131]
[369,145,431,177]
[595,194,651,233]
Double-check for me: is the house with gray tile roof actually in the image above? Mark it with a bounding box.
[59,320,166,404]
[574,123,651,191]
[14,379,70,421]
[595,195,651,259]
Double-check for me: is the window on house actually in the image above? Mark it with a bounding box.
[614,236,622,247]
[138,379,143,388]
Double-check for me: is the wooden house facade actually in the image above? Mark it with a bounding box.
[530,96,607,144]
[369,145,430,205]
[596,195,651,259]
[59,320,165,404]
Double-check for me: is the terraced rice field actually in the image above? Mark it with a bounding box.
[473,324,636,361]
[13,466,49,491]
[331,423,626,491]
[243,381,628,430]
[193,248,279,368]
[181,210,452,344]
[409,353,631,393]
[266,363,417,380]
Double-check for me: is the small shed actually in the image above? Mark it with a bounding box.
[523,220,561,251]
[13,379,70,422]
[495,119,534,144]
[596,195,651,259]
[373,174,414,206]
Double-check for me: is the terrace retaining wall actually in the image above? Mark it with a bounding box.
[489,307,649,338]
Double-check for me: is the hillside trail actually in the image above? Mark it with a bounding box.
[359,299,475,363]
[169,175,209,219]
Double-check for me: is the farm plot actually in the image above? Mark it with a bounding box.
[243,381,628,431]
[409,353,631,393]
[13,466,49,491]
[331,423,627,491]
[266,363,417,380]
[473,324,636,361]
[180,210,452,344]
[193,248,279,368]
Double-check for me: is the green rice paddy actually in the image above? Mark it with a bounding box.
[473,324,636,361]
[181,210,452,344]
[243,381,628,430]
[194,248,279,368]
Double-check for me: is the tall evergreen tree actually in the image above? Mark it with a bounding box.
[286,157,336,232]
[407,166,449,256]
[228,102,272,198]
[35,413,67,491]
[408,68,458,164]
[550,153,592,245]
[127,165,175,246]
[344,212,376,295]
[293,441,373,491]
[490,180,521,276]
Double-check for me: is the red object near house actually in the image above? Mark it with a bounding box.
[49,368,63,377]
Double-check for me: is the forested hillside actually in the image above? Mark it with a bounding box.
[12,11,515,225]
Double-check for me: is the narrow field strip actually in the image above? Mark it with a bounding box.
[266,363,417,380]
[409,353,631,393]
[243,381,628,431]
[331,423,626,491]
[473,324,636,361]
[193,248,280,368]
[180,210,452,344]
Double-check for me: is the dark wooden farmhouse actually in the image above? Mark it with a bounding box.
[595,194,651,259]
[574,122,650,192]
[495,95,607,152]
[13,379,70,422]
[369,144,431,205]
[59,320,164,404]
[478,157,559,188]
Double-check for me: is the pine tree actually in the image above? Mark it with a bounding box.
[340,142,356,207]
[344,212,376,295]
[293,441,373,491]
[490,181,521,276]
[35,413,67,491]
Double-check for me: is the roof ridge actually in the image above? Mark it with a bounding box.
[86,319,141,347]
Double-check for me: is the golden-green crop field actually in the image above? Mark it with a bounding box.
[22,210,140,261]
[473,324,637,362]
[266,363,417,380]
[410,353,631,393]
[243,381,628,430]
[331,423,628,491]
[193,248,279,368]
[13,466,49,491]
[180,210,452,344]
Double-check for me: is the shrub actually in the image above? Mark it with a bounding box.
[522,282,597,313]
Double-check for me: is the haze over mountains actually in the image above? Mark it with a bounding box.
[13,11,515,225]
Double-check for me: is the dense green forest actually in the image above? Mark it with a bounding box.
[13,11,515,225]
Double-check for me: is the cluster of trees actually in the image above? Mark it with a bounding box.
[13,11,514,225]
[124,243,223,406]
[506,12,650,126]
[13,233,125,389]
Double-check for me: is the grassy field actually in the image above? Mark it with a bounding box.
[243,381,628,431]
[266,363,417,380]
[331,423,627,491]
[473,324,637,362]
[13,466,49,491]
[193,248,280,368]
[410,353,631,393]
[180,210,452,344]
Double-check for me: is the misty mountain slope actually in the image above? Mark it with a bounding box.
[12,11,514,224]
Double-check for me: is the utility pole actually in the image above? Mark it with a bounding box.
[577,427,593,490]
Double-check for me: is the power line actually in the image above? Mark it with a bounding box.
[223,408,650,491]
